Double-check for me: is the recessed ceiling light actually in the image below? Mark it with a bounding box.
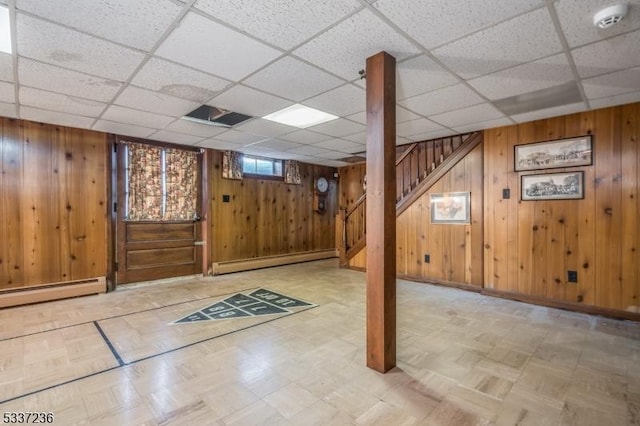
[593,4,629,29]
[0,6,11,54]
[263,104,338,128]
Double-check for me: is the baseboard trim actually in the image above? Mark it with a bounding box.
[212,249,337,275]
[0,277,106,309]
[397,274,482,293]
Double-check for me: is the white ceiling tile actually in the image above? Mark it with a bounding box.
[18,58,122,102]
[510,102,587,123]
[20,106,95,129]
[19,87,106,117]
[115,85,199,117]
[287,145,333,156]
[572,30,640,78]
[93,120,156,138]
[0,52,12,82]
[452,117,514,133]
[244,56,344,101]
[281,153,319,163]
[582,67,640,100]
[16,0,183,51]
[338,144,366,154]
[589,90,640,110]
[214,129,267,145]
[306,118,365,137]
[397,106,421,123]
[164,119,229,138]
[375,0,542,49]
[148,130,204,145]
[554,0,640,48]
[237,145,277,156]
[207,85,292,117]
[432,8,562,79]
[102,105,175,129]
[468,54,574,100]
[234,118,297,138]
[250,138,303,151]
[312,150,350,160]
[195,139,242,151]
[405,129,454,142]
[303,84,365,116]
[342,132,366,144]
[429,103,504,128]
[17,13,145,81]
[0,101,16,118]
[315,138,364,152]
[132,57,231,103]
[279,129,332,144]
[155,12,281,81]
[345,111,366,124]
[399,84,484,116]
[396,55,459,100]
[396,118,444,137]
[313,159,350,167]
[0,81,14,103]
[293,8,421,80]
[194,0,361,50]
[395,136,411,146]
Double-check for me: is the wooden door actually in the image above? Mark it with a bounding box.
[115,140,203,284]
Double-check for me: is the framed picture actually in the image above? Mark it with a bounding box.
[514,135,592,171]
[430,192,470,224]
[521,171,584,201]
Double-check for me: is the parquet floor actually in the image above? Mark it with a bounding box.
[1,259,638,425]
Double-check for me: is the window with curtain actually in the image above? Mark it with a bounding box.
[125,142,199,221]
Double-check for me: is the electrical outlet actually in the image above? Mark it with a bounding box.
[424,254,430,263]
[222,194,230,203]
[502,188,510,199]
[567,270,578,283]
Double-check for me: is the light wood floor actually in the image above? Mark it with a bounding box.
[1,259,638,425]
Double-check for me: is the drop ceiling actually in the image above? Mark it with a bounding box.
[1,0,639,167]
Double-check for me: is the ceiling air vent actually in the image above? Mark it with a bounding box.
[182,105,252,128]
[339,155,366,163]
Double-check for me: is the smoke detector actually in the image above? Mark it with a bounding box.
[593,4,629,28]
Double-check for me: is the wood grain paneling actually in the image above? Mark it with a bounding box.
[345,144,484,286]
[0,118,108,290]
[208,150,337,263]
[484,103,640,313]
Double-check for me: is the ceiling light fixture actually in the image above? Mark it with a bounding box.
[0,6,11,54]
[593,4,629,29]
[263,104,338,129]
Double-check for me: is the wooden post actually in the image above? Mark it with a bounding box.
[365,51,396,373]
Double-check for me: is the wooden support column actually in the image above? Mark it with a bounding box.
[365,51,396,373]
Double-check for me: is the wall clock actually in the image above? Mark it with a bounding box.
[314,176,329,213]
[315,176,329,194]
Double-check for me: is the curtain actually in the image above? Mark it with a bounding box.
[126,142,163,220]
[222,150,243,180]
[284,160,302,185]
[164,148,198,221]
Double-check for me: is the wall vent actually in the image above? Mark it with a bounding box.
[182,105,252,128]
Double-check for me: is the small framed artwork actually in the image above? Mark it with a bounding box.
[514,135,592,171]
[430,192,470,224]
[521,171,584,201]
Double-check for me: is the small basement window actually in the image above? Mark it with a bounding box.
[242,155,283,178]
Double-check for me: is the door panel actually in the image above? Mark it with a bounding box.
[115,141,203,284]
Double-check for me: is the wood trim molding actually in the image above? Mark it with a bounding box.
[211,249,337,275]
[396,131,483,216]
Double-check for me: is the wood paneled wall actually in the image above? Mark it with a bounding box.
[207,150,337,262]
[484,103,640,312]
[343,144,484,286]
[0,118,108,290]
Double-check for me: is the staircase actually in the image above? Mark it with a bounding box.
[339,131,483,266]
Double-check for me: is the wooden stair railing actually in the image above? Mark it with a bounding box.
[340,131,483,266]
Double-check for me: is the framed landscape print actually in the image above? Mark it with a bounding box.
[514,135,592,171]
[521,171,584,201]
[430,192,470,224]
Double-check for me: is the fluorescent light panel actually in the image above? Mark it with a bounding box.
[263,104,338,128]
[0,6,11,54]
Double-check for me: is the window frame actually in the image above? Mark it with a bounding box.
[241,154,284,181]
